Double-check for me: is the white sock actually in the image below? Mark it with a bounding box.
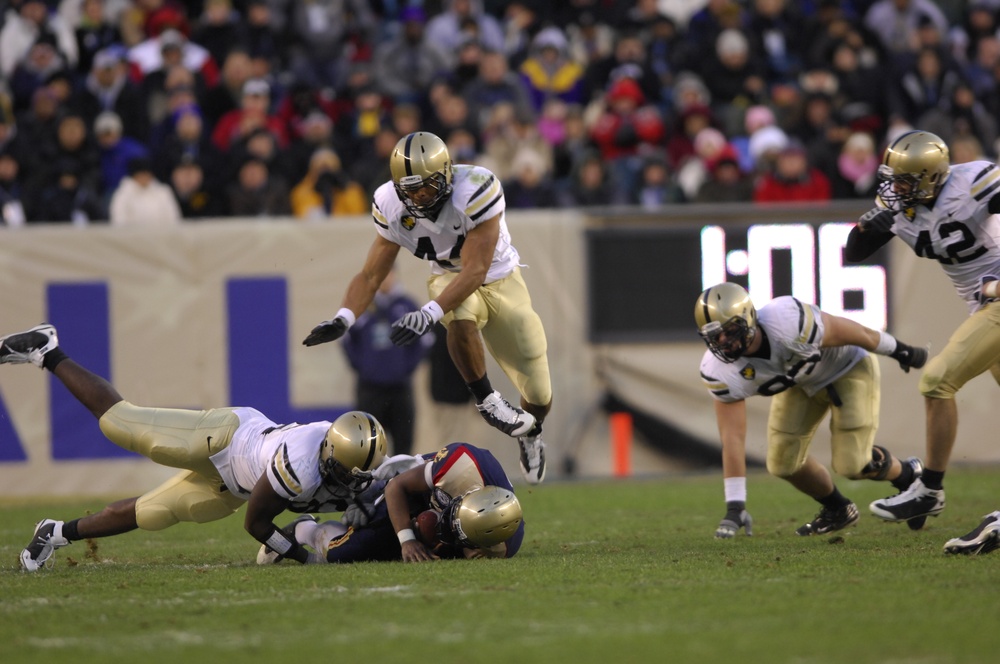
[724,477,747,504]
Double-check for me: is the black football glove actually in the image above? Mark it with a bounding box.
[858,207,895,233]
[302,316,349,346]
[389,309,434,346]
[890,341,928,373]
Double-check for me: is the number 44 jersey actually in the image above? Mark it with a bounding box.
[700,297,866,403]
[887,161,1000,314]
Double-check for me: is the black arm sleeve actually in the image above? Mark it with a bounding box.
[989,193,1000,215]
[845,225,894,263]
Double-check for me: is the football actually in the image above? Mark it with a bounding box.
[415,509,440,548]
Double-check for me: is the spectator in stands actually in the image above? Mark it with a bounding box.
[211,78,287,153]
[169,157,226,218]
[753,141,832,203]
[665,103,716,171]
[95,110,149,199]
[109,155,182,226]
[34,158,106,224]
[9,38,68,114]
[224,156,290,217]
[288,0,377,89]
[352,127,399,199]
[128,28,219,91]
[290,148,367,219]
[42,113,102,196]
[518,27,587,113]
[376,8,451,108]
[634,153,684,208]
[73,0,123,76]
[676,126,730,201]
[746,0,807,86]
[949,133,988,164]
[830,131,880,199]
[200,48,252,129]
[1,0,78,80]
[146,66,201,149]
[694,145,754,203]
[0,151,28,227]
[77,47,149,142]
[949,2,999,67]
[921,80,998,152]
[558,149,619,207]
[889,46,964,127]
[463,50,534,133]
[425,0,505,64]
[590,76,665,195]
[502,147,559,209]
[863,0,949,59]
[152,104,222,188]
[482,107,552,182]
[583,30,661,106]
[190,0,243,69]
[701,28,768,135]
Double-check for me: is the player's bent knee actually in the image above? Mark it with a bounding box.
[918,357,957,398]
[135,504,180,531]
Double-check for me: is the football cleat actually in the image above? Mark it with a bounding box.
[715,510,753,539]
[517,425,546,485]
[20,519,70,572]
[795,503,859,536]
[0,324,59,368]
[476,391,535,437]
[870,478,945,523]
[256,515,317,565]
[900,457,928,530]
[943,511,1000,555]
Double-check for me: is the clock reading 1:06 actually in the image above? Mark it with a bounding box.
[585,221,891,343]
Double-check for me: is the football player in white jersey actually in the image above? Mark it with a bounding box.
[695,283,928,538]
[0,324,388,571]
[846,130,1000,555]
[303,132,552,485]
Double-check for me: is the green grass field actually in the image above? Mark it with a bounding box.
[2,467,999,664]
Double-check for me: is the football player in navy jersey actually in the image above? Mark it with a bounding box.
[0,324,387,571]
[846,130,1000,555]
[303,131,552,485]
[695,282,927,539]
[257,442,524,564]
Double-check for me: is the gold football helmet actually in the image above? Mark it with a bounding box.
[694,282,758,363]
[319,411,388,493]
[390,132,453,218]
[448,486,522,549]
[877,130,950,210]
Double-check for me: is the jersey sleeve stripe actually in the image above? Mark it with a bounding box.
[271,444,302,496]
[469,193,502,221]
[794,299,818,343]
[465,177,501,218]
[972,166,1000,201]
[711,389,730,397]
[372,202,389,228]
[469,174,496,202]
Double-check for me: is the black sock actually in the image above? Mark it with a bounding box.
[725,500,746,519]
[922,469,944,490]
[819,487,852,511]
[467,375,493,403]
[891,460,915,491]
[42,347,69,372]
[63,518,81,542]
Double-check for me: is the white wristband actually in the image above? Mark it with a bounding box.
[985,281,1000,299]
[397,528,416,545]
[335,307,356,328]
[874,330,897,355]
[420,300,445,324]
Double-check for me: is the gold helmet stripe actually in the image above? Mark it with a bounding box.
[698,289,713,328]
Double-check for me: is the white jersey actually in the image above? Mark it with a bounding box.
[209,408,350,513]
[700,297,866,402]
[371,164,521,283]
[885,161,1000,314]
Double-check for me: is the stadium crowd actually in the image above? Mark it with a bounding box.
[0,0,997,225]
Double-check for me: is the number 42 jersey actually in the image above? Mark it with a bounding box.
[699,296,866,403]
[886,160,1000,314]
[370,164,521,283]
